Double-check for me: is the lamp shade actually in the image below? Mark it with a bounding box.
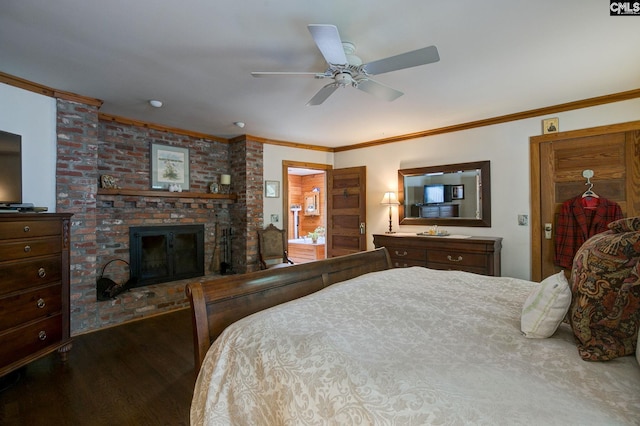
[380,191,399,205]
[221,174,231,185]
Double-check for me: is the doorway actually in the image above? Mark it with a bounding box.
[283,161,331,264]
[529,120,640,281]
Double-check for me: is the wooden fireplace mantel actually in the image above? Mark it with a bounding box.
[97,188,237,201]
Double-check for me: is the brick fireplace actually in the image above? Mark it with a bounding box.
[55,98,265,334]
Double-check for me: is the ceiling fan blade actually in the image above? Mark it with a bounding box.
[307,24,348,65]
[306,83,339,106]
[251,71,327,78]
[356,78,403,102]
[363,45,439,75]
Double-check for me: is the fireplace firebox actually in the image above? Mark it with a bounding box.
[129,225,204,287]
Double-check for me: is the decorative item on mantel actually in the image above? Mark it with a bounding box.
[380,191,400,234]
[100,174,120,189]
[220,174,231,194]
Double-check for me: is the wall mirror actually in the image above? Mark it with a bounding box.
[398,161,491,227]
[304,191,320,216]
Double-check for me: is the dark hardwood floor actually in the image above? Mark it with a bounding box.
[0,308,195,425]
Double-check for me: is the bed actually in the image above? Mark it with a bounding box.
[186,247,640,425]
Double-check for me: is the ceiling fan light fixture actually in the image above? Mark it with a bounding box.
[334,72,353,87]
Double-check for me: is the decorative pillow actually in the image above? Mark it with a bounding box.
[521,271,572,338]
[569,217,640,361]
[608,216,640,233]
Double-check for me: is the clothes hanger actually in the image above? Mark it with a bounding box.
[581,169,599,199]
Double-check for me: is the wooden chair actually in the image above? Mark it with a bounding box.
[257,224,294,269]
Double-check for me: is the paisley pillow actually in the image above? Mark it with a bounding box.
[569,217,640,361]
[608,216,640,233]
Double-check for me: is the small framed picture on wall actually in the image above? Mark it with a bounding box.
[542,117,559,134]
[265,180,280,198]
[451,184,464,200]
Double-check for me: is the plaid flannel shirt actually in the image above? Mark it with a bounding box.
[554,195,623,270]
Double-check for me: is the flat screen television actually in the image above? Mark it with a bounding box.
[424,184,445,204]
[0,130,22,206]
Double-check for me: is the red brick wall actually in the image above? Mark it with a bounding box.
[228,136,264,274]
[56,98,259,334]
[56,98,100,333]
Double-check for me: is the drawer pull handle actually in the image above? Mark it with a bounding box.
[38,268,47,278]
[24,245,31,253]
[38,331,47,341]
[447,255,463,262]
[394,250,408,257]
[37,298,46,309]
[24,225,31,233]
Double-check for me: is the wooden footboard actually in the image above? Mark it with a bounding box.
[186,248,392,372]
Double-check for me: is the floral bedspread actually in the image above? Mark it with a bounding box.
[191,267,640,425]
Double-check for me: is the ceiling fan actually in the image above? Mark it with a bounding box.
[251,24,440,106]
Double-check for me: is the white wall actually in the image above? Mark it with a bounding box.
[0,84,57,210]
[334,99,640,280]
[262,144,334,228]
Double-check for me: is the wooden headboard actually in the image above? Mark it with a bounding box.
[185,247,392,371]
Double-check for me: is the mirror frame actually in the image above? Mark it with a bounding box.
[398,160,491,227]
[304,191,320,216]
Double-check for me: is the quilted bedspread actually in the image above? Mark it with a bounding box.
[191,267,640,425]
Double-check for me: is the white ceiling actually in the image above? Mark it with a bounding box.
[1,1,639,148]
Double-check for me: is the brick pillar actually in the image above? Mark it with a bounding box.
[229,136,263,273]
[56,98,99,334]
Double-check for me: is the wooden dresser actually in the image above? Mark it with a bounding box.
[373,233,502,276]
[0,213,73,377]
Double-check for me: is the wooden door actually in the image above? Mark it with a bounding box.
[327,166,367,258]
[530,121,640,281]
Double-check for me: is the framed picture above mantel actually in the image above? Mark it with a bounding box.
[151,143,190,190]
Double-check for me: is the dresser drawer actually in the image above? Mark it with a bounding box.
[427,262,489,275]
[0,315,63,367]
[0,284,62,330]
[0,255,62,296]
[385,246,426,262]
[0,220,61,240]
[427,250,487,268]
[391,259,427,268]
[0,236,61,261]
[373,234,502,276]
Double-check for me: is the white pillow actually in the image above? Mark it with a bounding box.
[521,271,572,338]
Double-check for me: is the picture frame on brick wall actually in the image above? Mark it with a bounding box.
[151,143,190,190]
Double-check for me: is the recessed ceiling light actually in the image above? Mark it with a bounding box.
[234,121,245,128]
[149,99,163,108]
